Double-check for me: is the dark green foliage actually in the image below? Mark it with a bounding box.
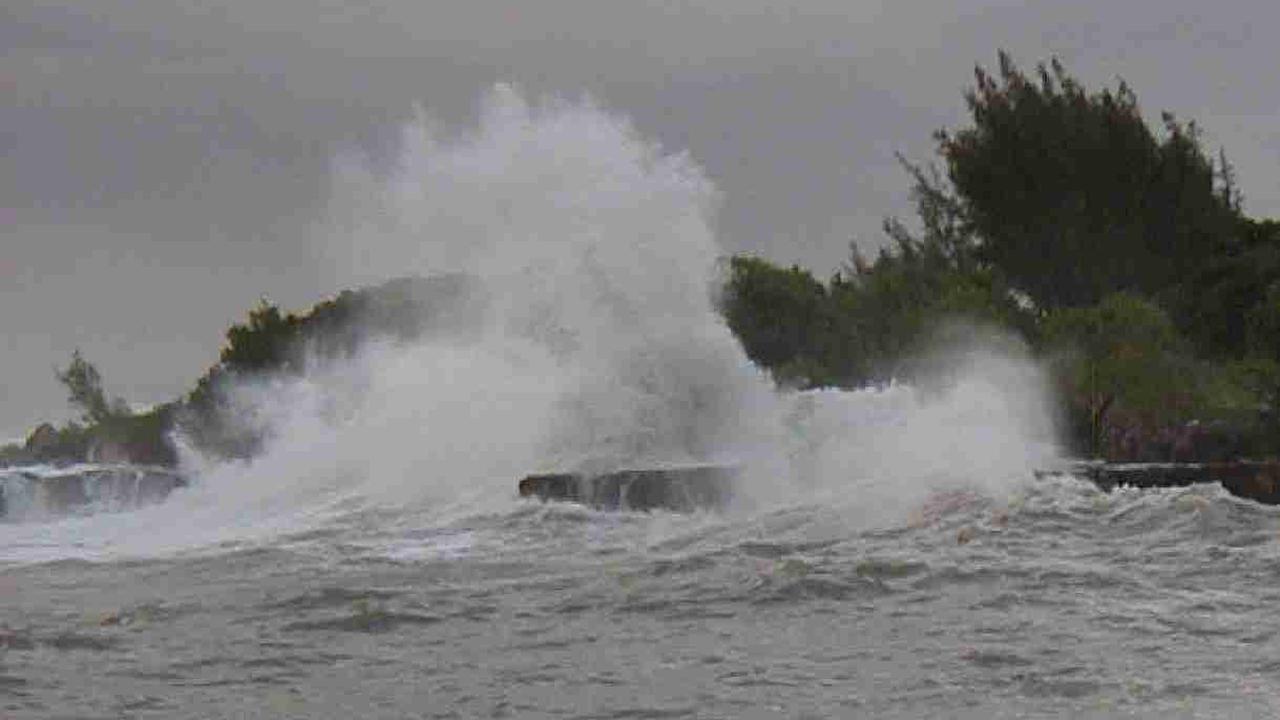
[44,352,179,465]
[220,301,304,374]
[1042,293,1196,455]
[40,423,94,463]
[1175,219,1280,358]
[721,230,1025,390]
[720,257,833,385]
[720,139,1036,392]
[175,299,305,458]
[207,275,476,384]
[938,51,1239,310]
[837,234,1029,378]
[299,274,478,361]
[720,53,1277,459]
[180,275,479,459]
[95,404,179,466]
[1247,282,1280,360]
[10,276,478,466]
[55,349,129,425]
[1221,359,1280,454]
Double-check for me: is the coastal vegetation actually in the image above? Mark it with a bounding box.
[0,276,478,465]
[723,52,1280,459]
[3,51,1277,466]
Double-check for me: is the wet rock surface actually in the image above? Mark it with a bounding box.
[518,465,738,512]
[1056,461,1280,505]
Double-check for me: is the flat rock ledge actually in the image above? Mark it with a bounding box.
[1052,461,1280,505]
[520,461,1280,513]
[518,465,737,512]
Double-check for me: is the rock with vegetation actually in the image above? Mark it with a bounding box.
[5,275,480,468]
[179,273,481,459]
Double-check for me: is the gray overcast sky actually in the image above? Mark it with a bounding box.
[3,1,1279,439]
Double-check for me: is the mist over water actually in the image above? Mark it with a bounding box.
[1,86,1060,562]
[786,340,1062,522]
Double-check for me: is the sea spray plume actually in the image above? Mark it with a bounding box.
[179,84,784,516]
[782,321,1063,525]
[322,84,782,478]
[0,87,1071,564]
[176,85,1060,537]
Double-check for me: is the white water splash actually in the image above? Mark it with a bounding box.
[0,85,1061,563]
[191,85,784,513]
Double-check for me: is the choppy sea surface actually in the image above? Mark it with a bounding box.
[4,467,1280,719]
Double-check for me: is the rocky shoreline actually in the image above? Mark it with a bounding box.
[1038,461,1280,505]
[0,465,188,520]
[523,461,1280,514]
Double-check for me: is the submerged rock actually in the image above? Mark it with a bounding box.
[518,464,738,512]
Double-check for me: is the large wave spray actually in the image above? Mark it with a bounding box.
[0,86,1060,562]
[140,84,787,542]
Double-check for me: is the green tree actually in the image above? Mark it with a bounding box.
[55,350,129,425]
[719,256,834,386]
[937,51,1239,310]
[1166,219,1280,359]
[220,300,303,374]
[837,220,1031,380]
[180,276,478,459]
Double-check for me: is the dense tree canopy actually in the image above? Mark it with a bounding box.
[1177,219,1280,358]
[938,51,1240,310]
[55,349,129,425]
[179,275,480,459]
[720,257,832,385]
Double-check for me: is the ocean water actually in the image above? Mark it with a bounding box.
[5,468,1280,718]
[5,86,1274,718]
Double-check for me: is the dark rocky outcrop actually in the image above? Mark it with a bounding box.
[1065,461,1280,505]
[518,465,738,512]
